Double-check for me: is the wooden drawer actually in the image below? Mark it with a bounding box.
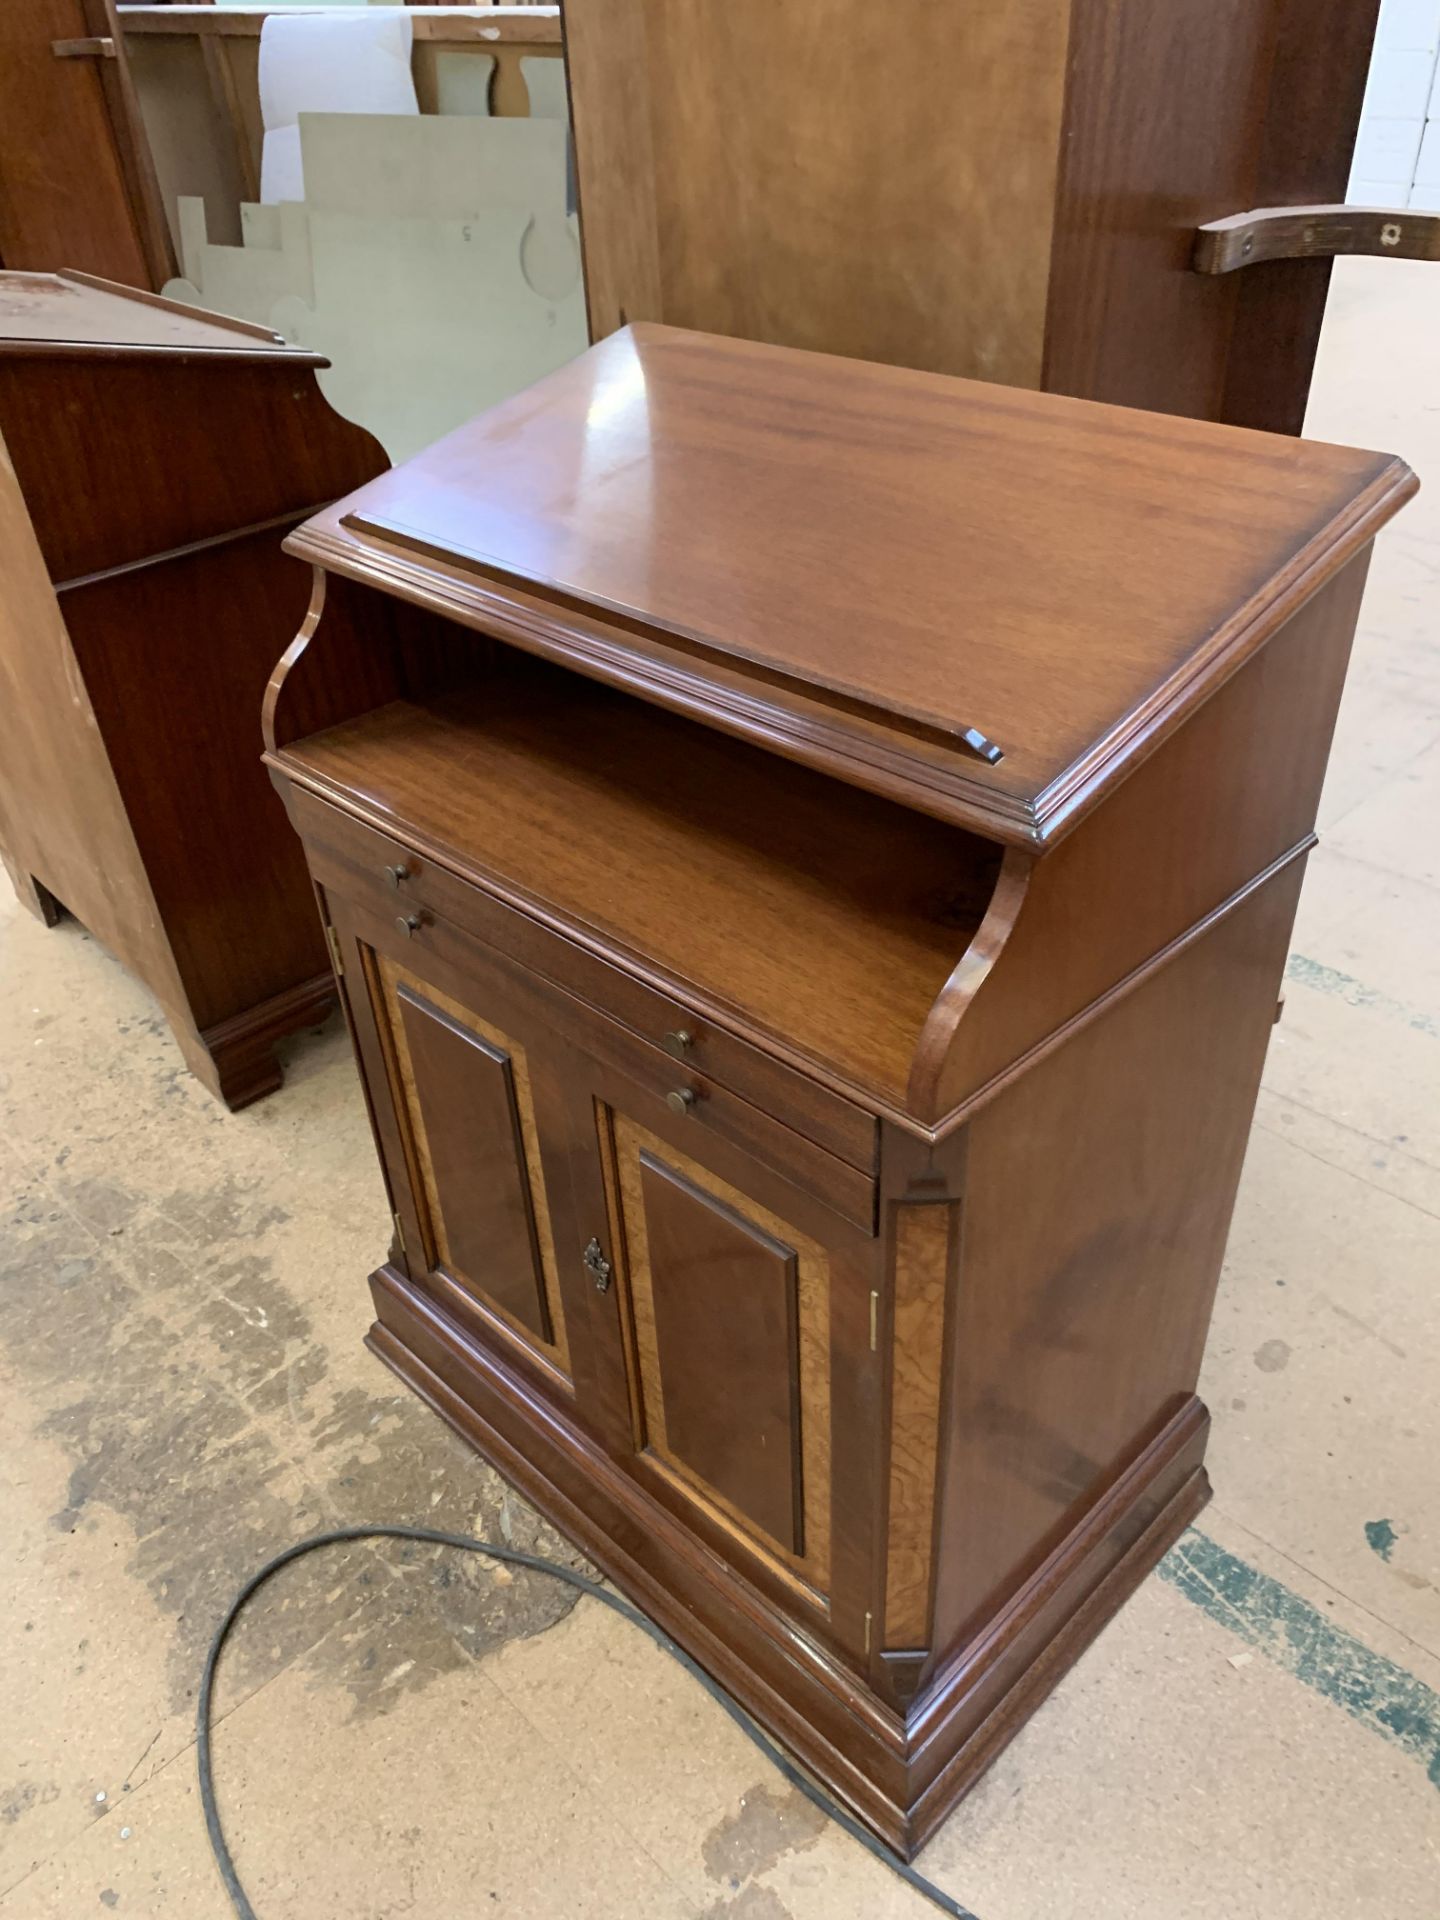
[336,880,878,1238]
[288,783,877,1174]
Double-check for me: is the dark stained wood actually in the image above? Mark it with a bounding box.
[632,1149,803,1555]
[0,270,387,1106]
[284,662,994,1105]
[1196,204,1440,274]
[914,553,1372,1124]
[282,773,879,1172]
[0,0,173,288]
[293,326,1412,847]
[931,862,1304,1663]
[267,329,1410,1855]
[1220,0,1384,436]
[397,984,553,1344]
[564,0,1377,433]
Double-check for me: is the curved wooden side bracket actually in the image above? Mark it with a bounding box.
[262,565,329,754]
[905,847,1034,1123]
[1194,204,1440,274]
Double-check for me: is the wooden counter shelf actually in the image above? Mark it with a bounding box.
[264,324,1415,1856]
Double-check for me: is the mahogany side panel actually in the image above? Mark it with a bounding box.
[0,0,171,289]
[0,357,385,585]
[60,527,330,1029]
[921,553,1371,1121]
[1042,0,1378,430]
[929,857,1305,1660]
[1220,0,1384,435]
[0,428,187,1021]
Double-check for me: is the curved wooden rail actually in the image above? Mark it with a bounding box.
[1194,204,1440,274]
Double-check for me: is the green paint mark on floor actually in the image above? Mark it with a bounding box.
[1160,1529,1440,1788]
[1366,1517,1399,1562]
[1286,953,1440,1039]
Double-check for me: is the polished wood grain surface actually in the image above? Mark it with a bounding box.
[0,0,173,289]
[565,0,1376,435]
[931,863,1303,1657]
[0,426,187,1030]
[611,1110,833,1598]
[368,946,575,1386]
[566,0,1070,386]
[882,1200,954,1651]
[632,1150,804,1556]
[0,271,386,1105]
[287,663,993,1102]
[299,325,1413,838]
[268,320,1408,1853]
[397,983,554,1347]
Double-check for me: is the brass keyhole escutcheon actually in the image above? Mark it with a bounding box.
[582,1236,612,1292]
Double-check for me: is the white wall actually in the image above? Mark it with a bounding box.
[1348,0,1440,209]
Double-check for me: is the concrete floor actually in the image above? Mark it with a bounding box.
[2,256,1439,1920]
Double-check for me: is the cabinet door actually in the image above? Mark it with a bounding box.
[330,897,580,1395]
[582,1096,840,1615]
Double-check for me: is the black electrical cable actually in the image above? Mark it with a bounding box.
[198,1524,979,1920]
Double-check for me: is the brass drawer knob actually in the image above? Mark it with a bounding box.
[395,913,423,939]
[385,861,413,889]
[663,1028,694,1058]
[666,1087,696,1116]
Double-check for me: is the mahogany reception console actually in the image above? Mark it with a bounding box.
[263,327,1413,1853]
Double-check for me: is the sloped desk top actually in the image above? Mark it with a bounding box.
[286,323,1415,846]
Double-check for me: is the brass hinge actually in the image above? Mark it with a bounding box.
[52,36,116,58]
[869,1290,879,1352]
[863,1610,873,1656]
[392,1211,407,1259]
[325,922,344,978]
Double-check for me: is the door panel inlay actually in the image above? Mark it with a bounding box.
[639,1150,803,1552]
[377,956,569,1371]
[610,1112,830,1590]
[883,1200,956,1649]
